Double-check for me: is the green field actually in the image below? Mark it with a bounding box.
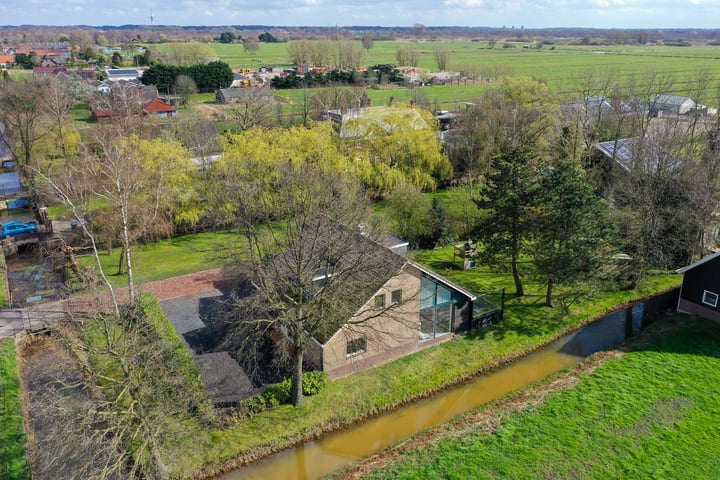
[200,41,720,100]
[360,313,720,479]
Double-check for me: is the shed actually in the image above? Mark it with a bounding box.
[677,252,720,323]
[651,94,704,117]
[215,86,274,104]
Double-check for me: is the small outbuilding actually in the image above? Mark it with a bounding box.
[651,94,705,117]
[676,252,720,323]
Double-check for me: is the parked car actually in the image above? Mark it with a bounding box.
[1,221,38,238]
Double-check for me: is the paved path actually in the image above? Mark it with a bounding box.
[0,268,227,339]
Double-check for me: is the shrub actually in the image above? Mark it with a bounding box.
[302,371,329,396]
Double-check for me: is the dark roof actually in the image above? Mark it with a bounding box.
[107,69,140,76]
[676,251,720,274]
[593,137,680,173]
[217,86,274,101]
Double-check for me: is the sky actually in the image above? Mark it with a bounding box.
[1,0,719,29]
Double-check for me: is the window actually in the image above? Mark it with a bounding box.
[374,294,386,308]
[391,289,403,305]
[702,290,719,308]
[347,337,366,356]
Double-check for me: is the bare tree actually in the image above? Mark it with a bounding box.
[361,33,374,52]
[228,88,275,131]
[225,165,406,406]
[21,298,212,480]
[40,76,76,159]
[0,78,47,203]
[396,45,419,67]
[173,74,198,106]
[433,44,451,71]
[243,37,259,54]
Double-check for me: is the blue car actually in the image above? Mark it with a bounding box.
[1,221,38,238]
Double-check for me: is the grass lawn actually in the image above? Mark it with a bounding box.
[0,339,29,480]
[359,313,720,480]
[76,231,237,288]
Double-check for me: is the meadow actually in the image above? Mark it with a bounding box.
[198,41,720,100]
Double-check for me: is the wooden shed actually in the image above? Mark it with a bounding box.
[677,252,720,323]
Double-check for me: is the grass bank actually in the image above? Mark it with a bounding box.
[185,259,679,478]
[68,230,681,478]
[0,338,29,480]
[355,313,720,479]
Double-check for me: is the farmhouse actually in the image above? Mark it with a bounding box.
[677,252,720,323]
[322,105,426,139]
[254,221,499,380]
[215,86,274,104]
[651,94,705,117]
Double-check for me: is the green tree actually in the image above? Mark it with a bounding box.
[258,31,279,43]
[476,147,543,296]
[348,105,452,196]
[219,31,236,44]
[486,76,561,155]
[533,161,612,307]
[111,51,123,67]
[386,183,433,248]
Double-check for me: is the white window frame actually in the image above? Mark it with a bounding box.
[702,290,719,308]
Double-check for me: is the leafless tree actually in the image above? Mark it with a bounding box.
[434,45,451,71]
[40,75,76,158]
[0,78,47,202]
[223,165,409,406]
[361,33,374,52]
[173,74,198,106]
[243,37,259,54]
[228,88,275,131]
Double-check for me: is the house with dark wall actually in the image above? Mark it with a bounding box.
[677,252,720,323]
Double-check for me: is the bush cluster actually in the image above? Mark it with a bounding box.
[241,371,329,414]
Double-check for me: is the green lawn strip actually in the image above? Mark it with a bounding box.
[361,314,720,480]
[0,338,30,480]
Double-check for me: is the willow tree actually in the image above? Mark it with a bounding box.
[42,131,198,301]
[206,122,349,225]
[346,105,453,196]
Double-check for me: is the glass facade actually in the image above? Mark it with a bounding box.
[420,276,457,340]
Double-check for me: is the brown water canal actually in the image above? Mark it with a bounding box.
[220,312,628,480]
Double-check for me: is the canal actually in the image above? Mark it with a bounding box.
[220,308,634,479]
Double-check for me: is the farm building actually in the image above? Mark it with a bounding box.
[651,94,706,117]
[241,219,500,380]
[215,86,274,104]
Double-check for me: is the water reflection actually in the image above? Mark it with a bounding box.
[218,314,634,480]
